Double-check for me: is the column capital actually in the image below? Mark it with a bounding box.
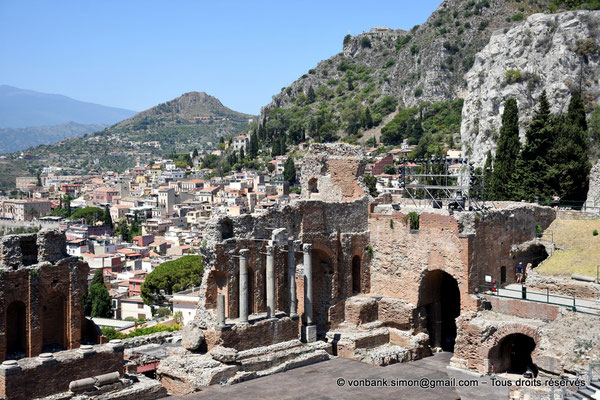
[266,245,274,255]
[302,243,312,252]
[239,248,249,257]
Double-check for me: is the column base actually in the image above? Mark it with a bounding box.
[301,325,317,343]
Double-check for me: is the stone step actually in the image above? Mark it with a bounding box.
[228,349,331,385]
[354,344,411,366]
[237,341,331,373]
[577,386,598,399]
[326,327,390,358]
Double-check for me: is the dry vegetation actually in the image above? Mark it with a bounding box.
[537,218,600,278]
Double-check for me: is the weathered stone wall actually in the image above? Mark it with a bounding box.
[204,317,299,351]
[526,272,600,300]
[0,343,124,400]
[368,208,473,310]
[470,204,555,291]
[0,230,89,361]
[299,143,369,202]
[194,197,370,334]
[483,295,560,321]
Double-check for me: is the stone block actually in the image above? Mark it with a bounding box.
[344,296,378,326]
[181,321,205,351]
[302,325,317,343]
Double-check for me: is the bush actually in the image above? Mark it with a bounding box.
[155,307,172,318]
[403,212,420,230]
[594,229,598,236]
[384,58,395,68]
[535,224,544,236]
[360,36,372,48]
[389,219,394,229]
[512,13,524,21]
[414,88,423,97]
[505,69,521,84]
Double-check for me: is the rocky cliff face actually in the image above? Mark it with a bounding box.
[461,11,600,165]
[261,0,547,121]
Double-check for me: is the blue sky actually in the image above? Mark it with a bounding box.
[0,1,441,115]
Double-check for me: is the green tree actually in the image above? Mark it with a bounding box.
[307,85,316,104]
[490,98,521,200]
[383,165,397,175]
[279,135,287,155]
[363,174,378,197]
[71,207,104,224]
[361,106,373,129]
[514,91,553,201]
[239,147,245,161]
[83,270,113,318]
[130,211,141,238]
[283,157,297,183]
[483,150,493,200]
[119,219,131,242]
[103,205,113,230]
[271,139,280,157]
[249,129,259,159]
[140,255,203,304]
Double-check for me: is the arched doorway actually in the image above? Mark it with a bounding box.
[42,293,67,352]
[312,249,334,333]
[500,266,507,284]
[490,334,538,375]
[418,270,460,352]
[352,256,361,294]
[6,301,27,358]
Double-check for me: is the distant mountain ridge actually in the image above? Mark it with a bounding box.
[0,122,106,154]
[0,85,136,128]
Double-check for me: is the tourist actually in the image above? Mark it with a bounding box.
[524,263,533,282]
[516,262,524,283]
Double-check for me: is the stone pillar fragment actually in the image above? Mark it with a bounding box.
[217,293,226,329]
[301,243,316,343]
[287,240,297,317]
[266,245,275,318]
[239,249,249,324]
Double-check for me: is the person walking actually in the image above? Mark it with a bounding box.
[524,263,533,283]
[516,262,524,283]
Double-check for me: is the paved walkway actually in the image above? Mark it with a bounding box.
[491,284,600,315]
[177,353,509,400]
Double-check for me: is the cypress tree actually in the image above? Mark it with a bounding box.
[283,157,296,183]
[103,205,113,230]
[567,90,587,131]
[279,135,287,155]
[307,85,316,104]
[84,270,112,318]
[517,91,554,201]
[483,150,493,200]
[490,98,521,200]
[271,139,280,157]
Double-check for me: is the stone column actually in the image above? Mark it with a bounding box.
[239,249,249,324]
[287,240,297,317]
[301,243,316,342]
[216,293,226,329]
[266,245,276,318]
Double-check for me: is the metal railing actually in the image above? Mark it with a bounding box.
[479,284,600,316]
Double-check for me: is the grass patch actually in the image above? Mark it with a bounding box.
[536,218,600,278]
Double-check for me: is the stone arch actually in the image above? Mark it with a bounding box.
[6,301,27,358]
[351,255,361,295]
[311,247,335,333]
[42,292,67,352]
[418,269,461,351]
[481,324,541,374]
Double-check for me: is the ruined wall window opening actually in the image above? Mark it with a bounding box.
[20,236,38,266]
[221,218,234,240]
[489,333,538,376]
[352,256,361,294]
[308,178,319,194]
[6,301,27,359]
[500,266,507,284]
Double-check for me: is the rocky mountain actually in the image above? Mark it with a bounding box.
[0,85,135,128]
[0,122,106,154]
[1,92,254,184]
[461,10,600,165]
[261,0,553,124]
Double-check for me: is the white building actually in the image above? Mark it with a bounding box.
[171,287,200,325]
[120,296,153,320]
[232,135,249,152]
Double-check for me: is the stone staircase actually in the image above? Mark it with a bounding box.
[564,379,600,399]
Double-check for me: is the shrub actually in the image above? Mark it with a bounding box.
[360,36,372,48]
[384,58,395,68]
[140,255,203,304]
[343,34,352,46]
[594,229,598,236]
[403,212,420,230]
[414,88,423,97]
[512,13,524,21]
[536,224,544,236]
[389,219,394,229]
[505,69,521,84]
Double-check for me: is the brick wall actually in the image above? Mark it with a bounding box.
[484,295,560,321]
[0,344,124,400]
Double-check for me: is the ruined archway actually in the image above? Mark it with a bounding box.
[308,178,319,196]
[312,248,334,333]
[418,270,460,352]
[6,301,27,358]
[489,333,538,375]
[352,256,361,295]
[220,219,234,240]
[42,293,67,352]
